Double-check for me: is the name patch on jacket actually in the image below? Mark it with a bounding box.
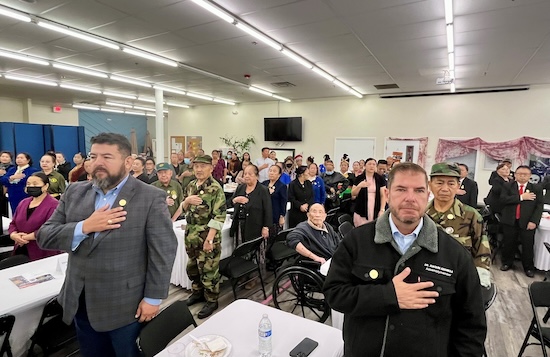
[424,263,454,277]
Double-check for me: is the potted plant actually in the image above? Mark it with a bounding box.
[219,135,255,156]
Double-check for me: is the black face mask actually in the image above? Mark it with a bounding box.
[285,163,293,168]
[26,187,44,197]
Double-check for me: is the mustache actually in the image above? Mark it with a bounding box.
[93,167,108,175]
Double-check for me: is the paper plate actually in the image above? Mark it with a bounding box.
[184,335,231,357]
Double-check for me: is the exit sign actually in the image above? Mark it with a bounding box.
[52,106,62,113]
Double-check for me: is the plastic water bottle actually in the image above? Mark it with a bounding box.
[258,313,272,357]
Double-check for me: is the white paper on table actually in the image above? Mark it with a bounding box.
[56,254,68,274]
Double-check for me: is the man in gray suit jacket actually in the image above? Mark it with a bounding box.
[37,133,177,357]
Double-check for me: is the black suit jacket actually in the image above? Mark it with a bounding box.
[499,181,544,229]
[457,177,478,207]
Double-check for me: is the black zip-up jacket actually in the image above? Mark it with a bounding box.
[324,212,486,357]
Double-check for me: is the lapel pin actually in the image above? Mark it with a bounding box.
[172,194,178,199]
[445,226,454,234]
[525,189,530,193]
[119,199,127,207]
[369,269,379,279]
[200,190,204,195]
[447,214,454,220]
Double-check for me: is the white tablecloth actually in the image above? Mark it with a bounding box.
[155,299,344,357]
[534,217,550,271]
[0,253,67,357]
[2,216,11,235]
[170,217,234,288]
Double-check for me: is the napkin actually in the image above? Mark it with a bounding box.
[205,337,227,352]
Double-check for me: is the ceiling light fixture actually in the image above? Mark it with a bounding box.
[349,88,363,99]
[0,6,31,22]
[272,94,291,102]
[166,102,190,108]
[133,105,155,111]
[213,98,236,105]
[249,86,273,97]
[312,67,334,82]
[446,24,454,53]
[0,49,49,66]
[124,110,146,116]
[190,0,235,23]
[72,104,99,110]
[4,74,57,86]
[103,91,137,100]
[122,48,178,67]
[153,85,186,96]
[105,101,133,108]
[333,80,350,92]
[110,75,152,88]
[100,108,124,113]
[53,63,108,78]
[60,84,101,94]
[136,96,157,103]
[281,49,313,69]
[444,0,453,25]
[37,21,120,50]
[235,23,282,51]
[186,92,213,101]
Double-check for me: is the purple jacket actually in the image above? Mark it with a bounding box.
[8,195,61,261]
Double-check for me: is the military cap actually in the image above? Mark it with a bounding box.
[193,155,213,164]
[430,162,461,177]
[156,162,171,171]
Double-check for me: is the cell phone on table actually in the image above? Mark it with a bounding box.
[289,337,318,357]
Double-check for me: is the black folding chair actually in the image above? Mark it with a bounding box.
[0,314,15,357]
[482,283,497,357]
[27,297,78,357]
[517,281,550,357]
[267,229,298,276]
[338,221,354,238]
[0,255,29,270]
[219,236,267,300]
[337,213,352,226]
[137,300,197,357]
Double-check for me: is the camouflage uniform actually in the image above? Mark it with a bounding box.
[427,197,491,271]
[45,170,66,199]
[151,179,183,218]
[183,175,226,302]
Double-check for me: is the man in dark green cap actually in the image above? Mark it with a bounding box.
[426,162,491,287]
[151,162,183,219]
[180,154,226,319]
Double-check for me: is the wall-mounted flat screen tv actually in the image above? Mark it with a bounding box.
[264,117,302,142]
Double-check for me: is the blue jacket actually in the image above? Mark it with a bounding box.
[0,165,39,214]
[311,176,326,204]
[262,179,288,224]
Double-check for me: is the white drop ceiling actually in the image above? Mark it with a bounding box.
[0,0,548,108]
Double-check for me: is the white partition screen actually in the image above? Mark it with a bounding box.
[334,137,376,164]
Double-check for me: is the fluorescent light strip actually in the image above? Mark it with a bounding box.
[105,101,133,108]
[166,102,190,108]
[53,63,108,78]
[103,91,137,100]
[100,108,124,113]
[333,80,350,92]
[0,50,49,66]
[124,110,146,116]
[272,94,291,103]
[37,21,119,50]
[133,105,155,111]
[249,86,273,97]
[191,0,234,23]
[448,53,455,71]
[444,0,453,25]
[281,49,313,69]
[213,98,235,105]
[73,104,99,110]
[4,74,57,86]
[60,84,101,94]
[122,48,178,67]
[349,88,363,99]
[186,92,213,101]
[446,24,454,53]
[110,75,152,88]
[0,7,31,22]
[137,97,156,103]
[312,67,334,82]
[450,82,456,93]
[153,85,186,96]
[235,23,282,51]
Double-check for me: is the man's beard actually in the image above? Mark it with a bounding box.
[93,165,126,190]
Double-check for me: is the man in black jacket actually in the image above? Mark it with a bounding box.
[324,162,486,357]
[456,163,479,207]
[499,165,543,277]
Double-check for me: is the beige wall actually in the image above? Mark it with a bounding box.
[0,98,78,125]
[166,84,550,198]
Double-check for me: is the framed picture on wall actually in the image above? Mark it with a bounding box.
[446,151,477,180]
[186,136,202,156]
[170,136,185,154]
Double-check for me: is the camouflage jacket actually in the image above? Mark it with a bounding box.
[183,176,226,232]
[426,199,491,271]
[151,179,183,217]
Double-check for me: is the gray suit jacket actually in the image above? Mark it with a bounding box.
[37,176,177,331]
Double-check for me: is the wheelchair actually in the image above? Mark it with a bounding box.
[271,257,331,323]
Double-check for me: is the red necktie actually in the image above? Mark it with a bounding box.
[516,185,524,219]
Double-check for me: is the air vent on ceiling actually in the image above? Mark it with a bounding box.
[271,81,296,88]
[374,83,399,90]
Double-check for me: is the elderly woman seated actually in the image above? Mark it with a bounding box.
[286,203,341,264]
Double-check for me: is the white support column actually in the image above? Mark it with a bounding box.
[154,88,164,163]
